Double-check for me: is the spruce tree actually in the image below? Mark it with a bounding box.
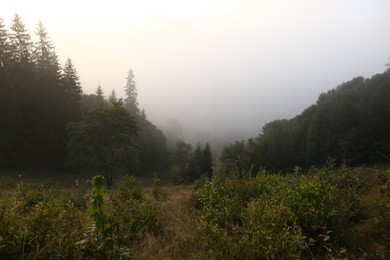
[96,83,104,100]
[9,13,32,65]
[33,21,60,76]
[124,69,139,115]
[62,58,82,100]
[61,57,82,124]
[0,17,10,68]
[108,89,117,104]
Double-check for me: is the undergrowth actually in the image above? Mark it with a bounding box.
[0,166,389,258]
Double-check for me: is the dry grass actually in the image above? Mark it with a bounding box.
[131,185,202,259]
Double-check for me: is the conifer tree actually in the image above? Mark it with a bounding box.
[62,58,82,99]
[0,17,10,68]
[108,89,117,104]
[124,69,139,115]
[33,21,60,76]
[9,13,32,65]
[61,58,82,122]
[96,83,104,100]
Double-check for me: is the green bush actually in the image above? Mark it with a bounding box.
[286,176,334,235]
[196,171,308,258]
[0,181,85,258]
[240,198,306,259]
[111,176,158,238]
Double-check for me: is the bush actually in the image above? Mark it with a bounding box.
[195,171,308,258]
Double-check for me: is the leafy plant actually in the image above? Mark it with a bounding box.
[78,175,130,259]
[152,176,167,201]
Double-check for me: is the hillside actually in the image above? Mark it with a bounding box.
[221,69,390,172]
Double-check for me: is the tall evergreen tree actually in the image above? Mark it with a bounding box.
[9,13,32,65]
[62,58,82,100]
[0,17,16,169]
[121,69,169,174]
[108,89,117,104]
[96,83,104,101]
[124,69,139,115]
[0,17,10,68]
[33,21,60,76]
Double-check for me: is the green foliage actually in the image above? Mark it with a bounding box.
[0,168,389,258]
[170,140,193,182]
[0,15,169,174]
[122,68,169,174]
[286,176,334,235]
[240,199,306,259]
[67,102,138,186]
[136,114,169,174]
[194,167,390,258]
[88,176,106,231]
[0,174,161,258]
[78,175,131,259]
[116,176,143,202]
[196,172,307,258]
[0,179,85,258]
[220,140,252,172]
[111,176,158,237]
[220,69,390,172]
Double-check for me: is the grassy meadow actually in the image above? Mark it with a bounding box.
[0,165,390,259]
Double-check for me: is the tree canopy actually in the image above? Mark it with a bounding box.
[221,69,390,173]
[67,101,138,185]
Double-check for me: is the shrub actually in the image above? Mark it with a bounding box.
[196,170,307,258]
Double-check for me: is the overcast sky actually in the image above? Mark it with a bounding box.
[2,0,390,142]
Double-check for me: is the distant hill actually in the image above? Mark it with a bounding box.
[221,68,390,172]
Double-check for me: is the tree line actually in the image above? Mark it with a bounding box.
[3,13,387,181]
[0,14,214,184]
[221,68,390,172]
[0,14,82,170]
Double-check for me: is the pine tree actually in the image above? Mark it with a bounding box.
[33,21,60,76]
[0,17,15,169]
[96,83,104,99]
[61,58,82,123]
[0,17,10,69]
[9,13,32,65]
[124,69,139,115]
[62,58,82,99]
[108,89,117,104]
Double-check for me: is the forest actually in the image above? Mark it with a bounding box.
[0,14,390,258]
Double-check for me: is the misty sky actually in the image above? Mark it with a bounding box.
[2,0,390,143]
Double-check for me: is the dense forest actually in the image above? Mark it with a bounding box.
[1,14,390,181]
[1,14,390,258]
[0,15,172,181]
[221,69,390,173]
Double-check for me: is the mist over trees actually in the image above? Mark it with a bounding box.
[170,141,213,182]
[0,14,82,170]
[221,69,390,173]
[1,13,389,183]
[0,14,171,179]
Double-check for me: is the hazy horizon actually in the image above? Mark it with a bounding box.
[2,0,390,144]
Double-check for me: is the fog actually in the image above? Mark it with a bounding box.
[3,0,390,146]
